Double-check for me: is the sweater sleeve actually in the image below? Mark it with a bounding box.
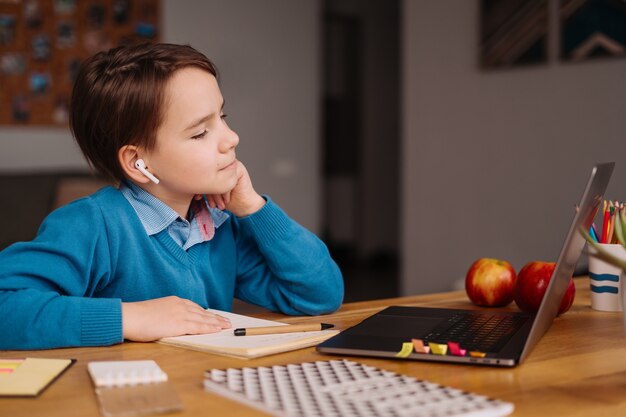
[232,197,344,315]
[0,198,122,350]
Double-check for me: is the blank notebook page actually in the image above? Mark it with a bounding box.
[159,309,338,359]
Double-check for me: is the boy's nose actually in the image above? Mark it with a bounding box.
[220,128,239,152]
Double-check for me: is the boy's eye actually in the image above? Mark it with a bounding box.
[191,129,208,140]
[221,113,228,120]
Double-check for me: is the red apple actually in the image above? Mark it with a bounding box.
[465,258,516,307]
[514,261,576,315]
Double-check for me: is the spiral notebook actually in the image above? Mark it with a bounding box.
[204,359,514,417]
[159,309,339,359]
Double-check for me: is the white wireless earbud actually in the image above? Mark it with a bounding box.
[134,159,160,184]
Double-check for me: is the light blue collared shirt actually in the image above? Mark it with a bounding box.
[119,181,229,250]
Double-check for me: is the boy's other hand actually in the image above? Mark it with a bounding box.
[205,160,265,217]
[121,296,231,342]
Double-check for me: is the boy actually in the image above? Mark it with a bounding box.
[0,43,344,349]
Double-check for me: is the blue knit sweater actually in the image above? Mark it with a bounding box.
[0,187,343,349]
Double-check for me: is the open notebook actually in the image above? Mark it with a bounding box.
[158,309,339,359]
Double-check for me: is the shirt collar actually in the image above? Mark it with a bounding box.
[119,180,229,236]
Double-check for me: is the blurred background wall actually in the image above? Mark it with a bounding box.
[402,0,626,295]
[1,0,625,301]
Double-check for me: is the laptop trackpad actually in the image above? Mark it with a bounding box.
[349,315,444,338]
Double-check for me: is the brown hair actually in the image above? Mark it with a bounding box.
[69,43,218,182]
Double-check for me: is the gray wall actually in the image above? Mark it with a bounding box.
[0,129,86,172]
[402,0,626,295]
[0,0,322,233]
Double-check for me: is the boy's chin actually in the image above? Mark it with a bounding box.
[198,187,236,197]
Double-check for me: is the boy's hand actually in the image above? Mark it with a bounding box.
[121,296,231,342]
[205,160,265,217]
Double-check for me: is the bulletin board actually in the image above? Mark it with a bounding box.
[0,0,160,126]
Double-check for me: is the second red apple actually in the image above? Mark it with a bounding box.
[514,261,576,315]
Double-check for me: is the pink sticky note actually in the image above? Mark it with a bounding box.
[447,342,467,357]
[411,339,430,354]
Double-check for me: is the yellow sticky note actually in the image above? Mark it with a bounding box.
[469,351,486,358]
[395,342,414,358]
[0,358,73,396]
[428,342,448,356]
[411,339,430,354]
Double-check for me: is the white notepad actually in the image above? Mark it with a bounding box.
[158,309,339,359]
[87,360,168,388]
[87,360,182,417]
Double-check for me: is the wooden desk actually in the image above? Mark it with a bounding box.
[2,278,626,417]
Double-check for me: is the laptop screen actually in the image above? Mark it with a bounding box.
[520,162,614,362]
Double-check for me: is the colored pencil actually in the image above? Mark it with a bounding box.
[601,200,610,243]
[608,201,616,244]
[591,223,600,241]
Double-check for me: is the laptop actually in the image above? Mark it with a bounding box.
[318,162,614,367]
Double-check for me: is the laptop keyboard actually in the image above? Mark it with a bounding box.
[423,313,527,353]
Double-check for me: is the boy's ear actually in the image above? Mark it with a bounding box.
[118,145,151,184]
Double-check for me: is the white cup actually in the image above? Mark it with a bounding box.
[588,243,626,312]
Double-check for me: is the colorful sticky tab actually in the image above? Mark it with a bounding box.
[469,351,486,358]
[447,342,467,357]
[428,342,448,356]
[395,342,414,358]
[0,359,24,374]
[411,339,430,354]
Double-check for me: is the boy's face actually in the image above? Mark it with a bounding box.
[143,67,239,202]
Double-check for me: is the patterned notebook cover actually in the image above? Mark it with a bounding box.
[204,359,514,417]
